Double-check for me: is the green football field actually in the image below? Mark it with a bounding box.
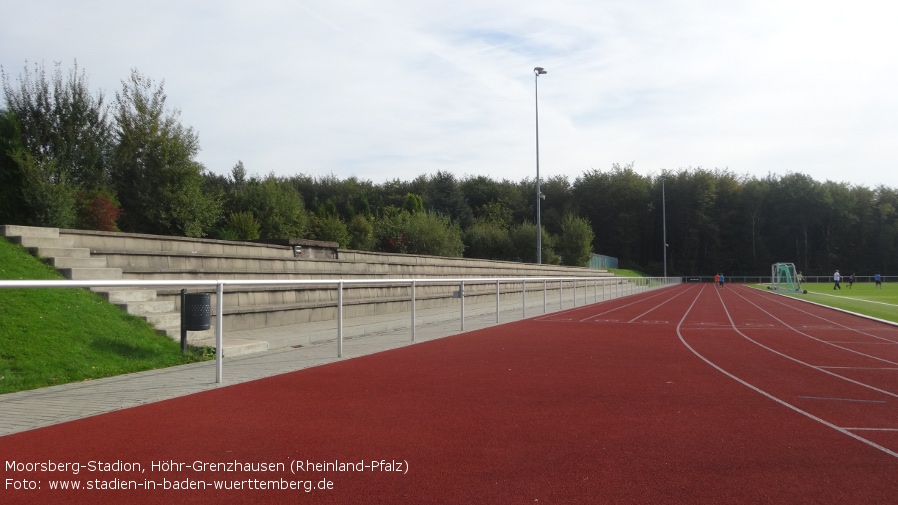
[757,280,898,324]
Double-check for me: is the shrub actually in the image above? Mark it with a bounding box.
[77,190,123,232]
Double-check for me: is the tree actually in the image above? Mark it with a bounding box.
[539,175,573,235]
[219,211,261,241]
[238,175,307,239]
[464,220,513,260]
[373,206,410,253]
[2,61,115,227]
[347,214,374,250]
[112,69,220,237]
[556,213,594,267]
[422,171,474,228]
[308,215,350,247]
[509,222,556,264]
[572,163,651,265]
[0,109,27,224]
[405,211,464,257]
[403,193,424,215]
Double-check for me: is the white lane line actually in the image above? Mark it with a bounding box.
[811,292,898,308]
[747,288,898,344]
[676,285,898,459]
[818,366,898,370]
[627,286,693,323]
[797,396,886,404]
[729,288,898,368]
[577,284,695,323]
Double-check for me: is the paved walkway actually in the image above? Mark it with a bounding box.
[0,283,644,437]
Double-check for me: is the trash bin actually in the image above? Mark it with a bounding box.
[181,291,211,352]
[183,293,211,331]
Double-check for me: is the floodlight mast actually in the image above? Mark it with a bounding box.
[534,66,547,264]
[661,174,668,279]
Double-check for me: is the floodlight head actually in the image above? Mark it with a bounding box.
[534,66,547,75]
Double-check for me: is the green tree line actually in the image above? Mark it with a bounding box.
[3,62,896,275]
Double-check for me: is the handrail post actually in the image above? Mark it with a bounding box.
[411,280,416,342]
[337,281,343,357]
[543,279,547,313]
[460,280,465,331]
[495,279,500,323]
[559,279,563,309]
[522,279,526,318]
[215,282,223,384]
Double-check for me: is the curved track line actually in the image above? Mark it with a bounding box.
[712,287,898,398]
[676,285,898,460]
[727,286,898,367]
[743,287,898,344]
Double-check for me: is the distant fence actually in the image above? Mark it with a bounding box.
[683,275,896,284]
[588,254,619,269]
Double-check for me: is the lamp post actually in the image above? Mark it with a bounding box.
[662,176,668,278]
[534,66,547,264]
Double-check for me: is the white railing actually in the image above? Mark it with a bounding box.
[0,276,681,383]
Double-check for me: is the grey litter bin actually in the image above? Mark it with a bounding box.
[181,290,211,352]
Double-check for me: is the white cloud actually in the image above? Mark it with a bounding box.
[2,0,896,187]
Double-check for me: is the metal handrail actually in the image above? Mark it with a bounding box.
[0,276,682,383]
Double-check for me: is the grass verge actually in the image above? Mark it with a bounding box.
[608,268,648,277]
[0,237,212,394]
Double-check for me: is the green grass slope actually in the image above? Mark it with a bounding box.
[0,237,210,394]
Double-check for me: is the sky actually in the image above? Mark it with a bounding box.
[2,0,897,188]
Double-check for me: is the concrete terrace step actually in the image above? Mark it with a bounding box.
[27,246,92,259]
[13,236,75,249]
[60,267,123,280]
[144,313,182,329]
[118,300,176,315]
[92,288,158,303]
[47,256,109,269]
[0,224,60,238]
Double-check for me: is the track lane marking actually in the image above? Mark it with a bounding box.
[797,396,886,403]
[627,286,694,323]
[741,287,898,345]
[676,285,898,459]
[575,284,699,323]
[726,287,898,368]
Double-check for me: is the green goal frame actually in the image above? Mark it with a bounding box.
[771,262,805,293]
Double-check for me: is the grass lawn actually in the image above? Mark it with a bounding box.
[0,237,211,394]
[755,280,898,324]
[608,268,648,277]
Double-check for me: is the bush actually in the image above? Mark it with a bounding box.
[405,211,464,257]
[77,190,123,232]
[308,215,350,247]
[556,213,595,266]
[509,222,557,264]
[464,221,513,260]
[221,211,260,241]
[347,214,374,250]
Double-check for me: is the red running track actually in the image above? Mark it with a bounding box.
[2,284,898,504]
